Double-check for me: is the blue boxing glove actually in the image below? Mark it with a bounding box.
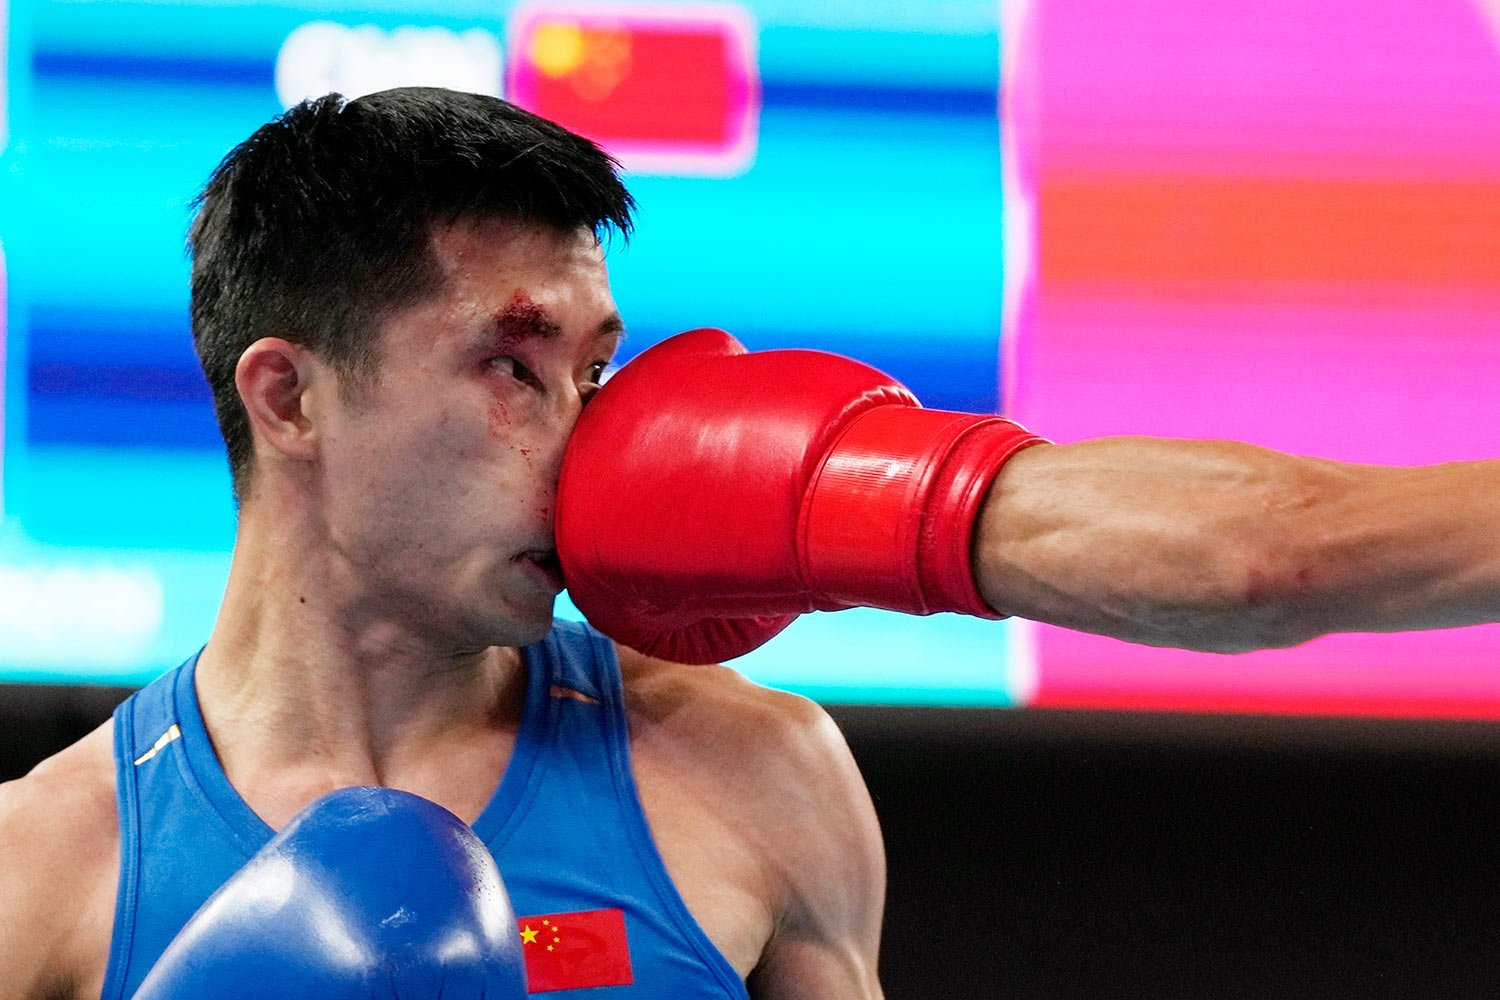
[133,787,527,1000]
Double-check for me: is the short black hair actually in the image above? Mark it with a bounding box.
[188,87,635,501]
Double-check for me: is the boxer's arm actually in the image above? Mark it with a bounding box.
[0,728,120,1000]
[0,781,66,999]
[746,698,885,1000]
[974,437,1500,651]
[623,651,884,997]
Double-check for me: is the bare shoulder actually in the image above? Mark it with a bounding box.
[617,645,865,813]
[617,645,885,994]
[0,722,120,1000]
[1,717,119,850]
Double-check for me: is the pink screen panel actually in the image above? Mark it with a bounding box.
[1017,0,1500,718]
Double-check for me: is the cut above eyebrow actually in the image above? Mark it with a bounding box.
[492,299,563,343]
[487,304,625,350]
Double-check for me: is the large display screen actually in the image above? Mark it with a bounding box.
[1,0,1023,703]
[3,0,1499,718]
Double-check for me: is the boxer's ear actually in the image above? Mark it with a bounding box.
[235,337,321,464]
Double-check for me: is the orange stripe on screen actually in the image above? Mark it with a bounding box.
[1041,175,1500,291]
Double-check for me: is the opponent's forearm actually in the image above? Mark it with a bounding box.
[973,438,1500,651]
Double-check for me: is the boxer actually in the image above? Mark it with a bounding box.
[0,89,883,999]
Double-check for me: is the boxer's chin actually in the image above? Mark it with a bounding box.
[505,606,556,649]
[484,586,558,648]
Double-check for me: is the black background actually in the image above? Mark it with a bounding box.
[5,686,1499,998]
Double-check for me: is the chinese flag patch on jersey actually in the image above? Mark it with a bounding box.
[519,908,634,992]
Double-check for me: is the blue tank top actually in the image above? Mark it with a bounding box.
[100,620,749,999]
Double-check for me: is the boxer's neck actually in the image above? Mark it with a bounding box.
[193,503,529,828]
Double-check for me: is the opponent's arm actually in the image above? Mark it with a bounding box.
[975,438,1500,652]
[558,329,1500,662]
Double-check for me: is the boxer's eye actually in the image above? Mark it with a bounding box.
[578,363,617,406]
[490,355,543,390]
[584,361,619,389]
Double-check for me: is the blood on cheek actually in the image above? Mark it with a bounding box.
[488,395,513,437]
[486,390,541,471]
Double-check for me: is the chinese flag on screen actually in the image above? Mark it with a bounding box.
[507,4,758,173]
[519,908,634,993]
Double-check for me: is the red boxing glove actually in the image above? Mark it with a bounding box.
[555,329,1045,664]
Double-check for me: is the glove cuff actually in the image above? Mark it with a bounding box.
[799,407,1045,616]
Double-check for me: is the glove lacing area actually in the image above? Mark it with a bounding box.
[799,407,1045,618]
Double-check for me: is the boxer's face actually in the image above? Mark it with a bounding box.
[314,217,621,649]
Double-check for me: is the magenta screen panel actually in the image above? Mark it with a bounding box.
[1015,0,1500,717]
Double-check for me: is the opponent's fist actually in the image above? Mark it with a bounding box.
[556,329,1044,664]
[133,787,526,1000]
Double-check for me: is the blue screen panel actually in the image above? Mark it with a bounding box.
[0,0,1025,702]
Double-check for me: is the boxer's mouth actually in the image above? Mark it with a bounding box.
[520,549,565,590]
